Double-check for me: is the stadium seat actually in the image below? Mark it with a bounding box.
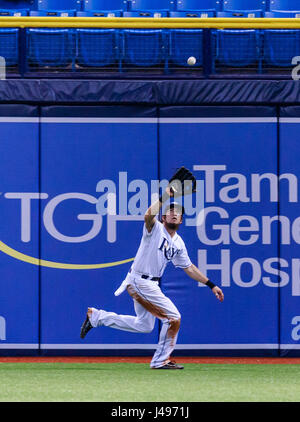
[27,28,75,67]
[176,0,221,13]
[216,2,264,69]
[221,0,266,16]
[80,0,127,14]
[215,29,262,68]
[31,0,79,16]
[121,29,168,69]
[36,0,81,10]
[218,9,262,17]
[169,29,203,67]
[265,10,300,17]
[264,1,300,67]
[263,29,300,67]
[169,11,215,17]
[0,28,19,66]
[0,9,27,68]
[77,10,123,16]
[30,10,76,16]
[265,1,300,17]
[129,0,175,13]
[268,0,300,11]
[123,10,168,17]
[76,29,121,67]
[0,9,28,16]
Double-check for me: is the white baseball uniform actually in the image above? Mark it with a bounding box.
[89,219,192,368]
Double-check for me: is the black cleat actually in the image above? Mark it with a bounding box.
[153,361,184,370]
[80,315,93,339]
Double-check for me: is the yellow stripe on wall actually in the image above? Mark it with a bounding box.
[0,240,134,270]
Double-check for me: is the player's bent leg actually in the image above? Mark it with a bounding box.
[86,304,155,334]
[133,299,156,333]
[126,280,183,369]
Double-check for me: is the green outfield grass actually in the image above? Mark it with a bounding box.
[0,362,300,402]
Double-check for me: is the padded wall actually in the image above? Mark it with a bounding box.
[1,104,299,355]
[39,106,159,353]
[0,105,39,352]
[159,106,279,354]
[279,107,300,356]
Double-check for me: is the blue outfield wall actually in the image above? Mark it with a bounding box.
[279,107,300,357]
[39,106,159,353]
[0,105,40,353]
[0,104,300,356]
[159,106,279,353]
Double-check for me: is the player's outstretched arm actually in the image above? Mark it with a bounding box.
[145,166,195,232]
[144,187,173,233]
[183,264,224,302]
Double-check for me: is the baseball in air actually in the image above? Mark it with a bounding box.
[187,56,196,66]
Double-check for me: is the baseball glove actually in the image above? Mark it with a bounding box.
[160,166,197,202]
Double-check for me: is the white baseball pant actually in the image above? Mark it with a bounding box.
[89,272,181,368]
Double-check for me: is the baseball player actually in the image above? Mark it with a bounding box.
[80,167,224,369]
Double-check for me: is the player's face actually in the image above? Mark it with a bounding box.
[163,207,183,229]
